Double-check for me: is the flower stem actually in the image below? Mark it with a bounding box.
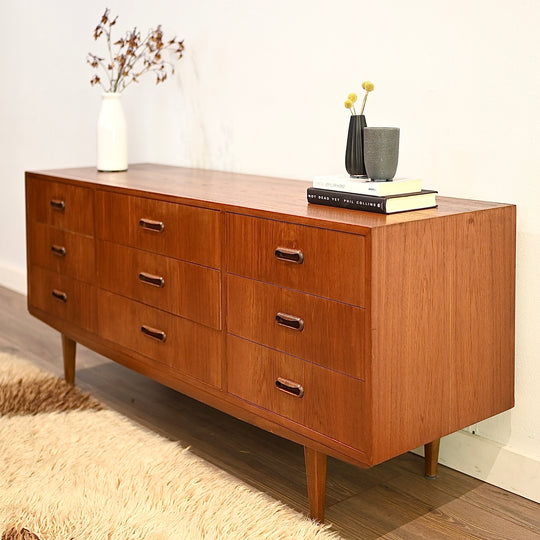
[359,92,368,115]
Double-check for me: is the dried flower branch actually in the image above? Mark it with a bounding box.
[87,8,184,93]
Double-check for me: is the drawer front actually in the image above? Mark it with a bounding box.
[97,290,221,387]
[26,177,94,236]
[98,241,221,329]
[28,266,97,332]
[27,222,95,283]
[227,275,365,379]
[96,191,221,268]
[226,213,365,306]
[227,336,367,450]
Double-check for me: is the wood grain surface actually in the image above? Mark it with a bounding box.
[95,189,221,268]
[369,206,516,464]
[1,285,536,539]
[27,222,96,283]
[24,164,517,523]
[28,164,511,233]
[226,274,366,378]
[98,241,222,329]
[26,176,95,236]
[96,289,222,388]
[226,212,366,305]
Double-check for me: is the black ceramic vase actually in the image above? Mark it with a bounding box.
[345,114,367,177]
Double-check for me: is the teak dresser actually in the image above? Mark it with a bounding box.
[25,164,516,522]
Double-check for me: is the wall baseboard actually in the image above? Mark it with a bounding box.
[413,430,540,503]
[0,263,26,295]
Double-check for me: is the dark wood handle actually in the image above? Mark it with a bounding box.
[51,245,66,257]
[274,247,304,264]
[140,325,167,342]
[138,272,165,288]
[275,312,304,332]
[50,199,65,211]
[275,377,304,398]
[52,289,67,302]
[139,218,165,232]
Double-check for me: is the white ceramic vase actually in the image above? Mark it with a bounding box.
[97,92,128,172]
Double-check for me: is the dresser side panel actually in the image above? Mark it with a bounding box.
[370,207,516,464]
[448,206,516,427]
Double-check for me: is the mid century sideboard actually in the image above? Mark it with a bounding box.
[25,164,516,522]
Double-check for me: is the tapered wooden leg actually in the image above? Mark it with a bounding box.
[304,446,327,523]
[424,438,440,478]
[61,334,76,385]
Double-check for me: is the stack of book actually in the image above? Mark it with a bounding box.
[306,175,437,214]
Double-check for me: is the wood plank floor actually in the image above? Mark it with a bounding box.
[1,285,538,539]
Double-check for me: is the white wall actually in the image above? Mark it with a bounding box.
[1,0,538,501]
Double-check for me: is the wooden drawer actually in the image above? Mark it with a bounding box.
[27,222,95,283]
[227,275,365,379]
[97,290,221,387]
[227,336,367,450]
[26,176,94,236]
[98,241,221,329]
[28,266,96,332]
[226,213,365,306]
[96,191,221,268]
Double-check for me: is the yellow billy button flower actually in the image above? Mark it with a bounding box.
[360,80,375,114]
[362,80,375,92]
[345,95,357,115]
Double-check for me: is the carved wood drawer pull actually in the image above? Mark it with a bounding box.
[140,325,167,342]
[138,272,165,288]
[139,218,165,232]
[274,247,304,264]
[51,289,67,302]
[275,377,304,398]
[275,312,304,332]
[51,245,66,257]
[50,199,65,211]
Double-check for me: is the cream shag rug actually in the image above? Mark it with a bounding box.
[0,353,340,540]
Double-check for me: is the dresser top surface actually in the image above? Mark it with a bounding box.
[27,163,513,230]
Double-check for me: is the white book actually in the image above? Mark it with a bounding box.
[313,174,422,196]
